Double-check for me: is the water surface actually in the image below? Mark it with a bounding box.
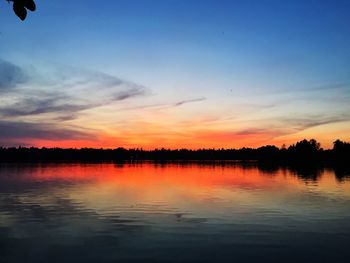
[0,163,349,262]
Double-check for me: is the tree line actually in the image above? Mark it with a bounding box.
[0,139,349,165]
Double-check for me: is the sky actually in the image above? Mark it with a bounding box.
[0,0,349,149]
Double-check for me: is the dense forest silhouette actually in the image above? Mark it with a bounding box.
[1,139,349,167]
[6,0,36,20]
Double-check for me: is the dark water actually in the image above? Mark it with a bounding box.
[0,163,349,263]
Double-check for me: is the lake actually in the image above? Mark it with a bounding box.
[0,162,349,263]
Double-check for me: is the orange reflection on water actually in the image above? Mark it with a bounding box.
[8,163,348,218]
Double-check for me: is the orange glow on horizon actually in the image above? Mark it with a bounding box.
[14,129,350,150]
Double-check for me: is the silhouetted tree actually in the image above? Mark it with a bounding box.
[333,139,350,151]
[6,0,36,21]
[289,139,321,152]
[257,145,280,162]
[287,139,322,163]
[333,139,350,163]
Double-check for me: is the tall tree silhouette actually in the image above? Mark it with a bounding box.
[7,0,36,21]
[288,139,322,162]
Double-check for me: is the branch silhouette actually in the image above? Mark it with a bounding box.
[7,0,36,21]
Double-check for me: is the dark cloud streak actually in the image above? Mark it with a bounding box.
[0,97,92,118]
[120,97,207,111]
[173,97,206,107]
[284,115,350,131]
[112,87,148,101]
[0,121,94,141]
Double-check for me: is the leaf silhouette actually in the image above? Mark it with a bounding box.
[8,0,36,21]
[13,1,27,21]
[22,0,36,12]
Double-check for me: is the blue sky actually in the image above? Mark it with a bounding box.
[0,0,349,148]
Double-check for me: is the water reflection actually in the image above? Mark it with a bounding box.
[0,163,349,263]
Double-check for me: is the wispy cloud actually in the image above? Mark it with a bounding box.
[120,97,206,111]
[0,59,213,147]
[0,121,94,141]
[173,97,206,107]
[235,128,285,136]
[282,114,350,131]
[112,87,148,101]
[0,59,29,90]
[234,114,350,141]
[0,59,149,121]
[0,59,152,145]
[0,95,83,117]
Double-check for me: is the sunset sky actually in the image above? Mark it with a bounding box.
[0,0,349,149]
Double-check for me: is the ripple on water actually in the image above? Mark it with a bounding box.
[0,163,350,263]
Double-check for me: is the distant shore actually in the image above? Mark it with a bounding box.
[1,139,349,166]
